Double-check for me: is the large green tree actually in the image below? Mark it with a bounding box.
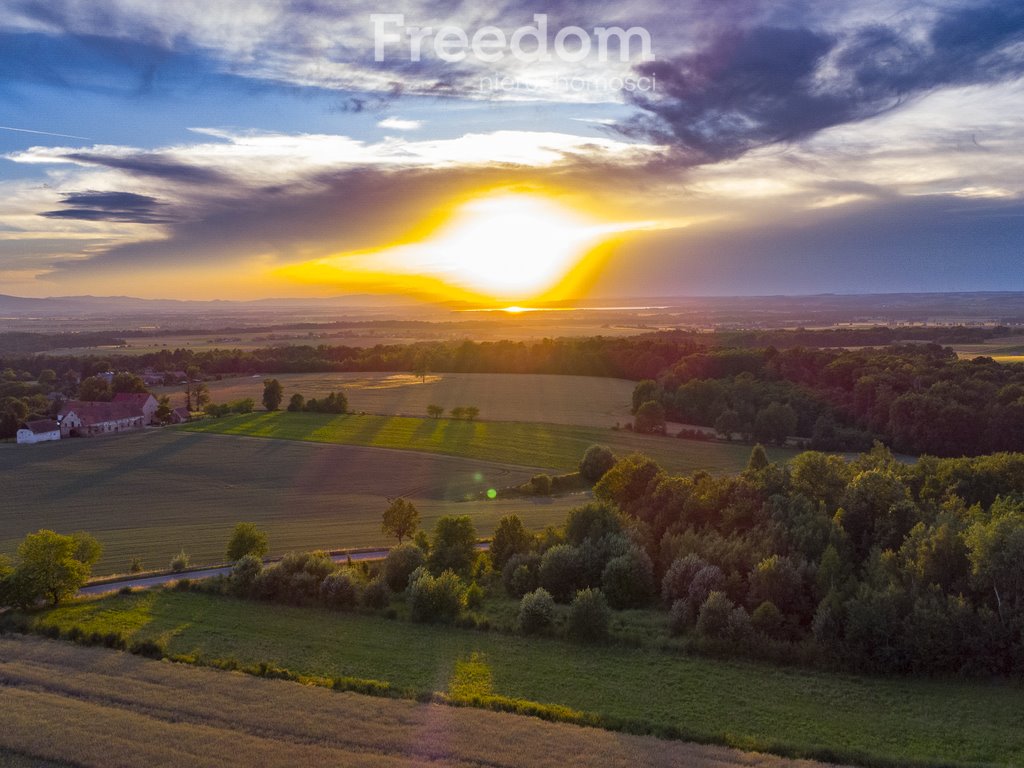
[262,378,284,411]
[382,498,421,544]
[7,530,101,606]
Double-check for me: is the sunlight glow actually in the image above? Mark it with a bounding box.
[279,192,660,302]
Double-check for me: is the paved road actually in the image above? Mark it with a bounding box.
[78,542,490,597]
[78,549,393,596]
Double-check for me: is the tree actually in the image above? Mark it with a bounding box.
[262,378,284,411]
[426,404,444,419]
[538,544,583,602]
[383,543,426,591]
[518,588,555,635]
[184,366,203,412]
[287,393,305,412]
[714,409,742,440]
[464,406,480,421]
[565,502,621,546]
[450,406,467,419]
[965,498,1024,622]
[155,395,173,424]
[601,547,655,609]
[593,454,663,515]
[78,376,111,402]
[490,515,533,571]
[632,379,659,413]
[226,522,269,562]
[753,402,798,446]
[427,515,477,576]
[579,444,616,483]
[10,530,102,606]
[38,369,57,386]
[746,444,770,471]
[567,588,611,642]
[111,372,147,394]
[634,400,666,434]
[408,568,466,623]
[382,498,420,544]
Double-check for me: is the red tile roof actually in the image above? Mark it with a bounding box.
[23,419,59,434]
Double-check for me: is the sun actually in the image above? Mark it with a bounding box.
[420,194,604,299]
[278,192,642,303]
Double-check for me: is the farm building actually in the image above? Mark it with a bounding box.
[16,419,61,445]
[112,392,159,424]
[170,406,191,424]
[57,400,147,437]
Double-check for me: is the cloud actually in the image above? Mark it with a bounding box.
[40,190,168,223]
[377,117,422,131]
[621,0,1024,163]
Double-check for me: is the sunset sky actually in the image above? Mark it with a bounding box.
[1,0,1023,302]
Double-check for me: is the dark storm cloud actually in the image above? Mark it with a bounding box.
[622,0,1024,163]
[40,191,169,223]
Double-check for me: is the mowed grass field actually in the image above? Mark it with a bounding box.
[183,411,798,474]
[0,430,579,575]
[30,590,1024,768]
[0,635,825,768]
[157,372,637,428]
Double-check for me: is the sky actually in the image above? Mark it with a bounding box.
[1,0,1023,303]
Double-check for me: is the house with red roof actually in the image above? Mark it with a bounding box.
[57,400,147,437]
[112,392,159,424]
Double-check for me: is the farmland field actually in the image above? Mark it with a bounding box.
[26,590,1024,768]
[0,430,579,575]
[0,635,824,768]
[182,411,799,473]
[952,334,1024,364]
[157,371,636,428]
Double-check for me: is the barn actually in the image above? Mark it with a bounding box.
[57,400,147,437]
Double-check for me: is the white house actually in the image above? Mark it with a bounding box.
[16,419,61,445]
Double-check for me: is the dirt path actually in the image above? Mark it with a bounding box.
[0,635,848,768]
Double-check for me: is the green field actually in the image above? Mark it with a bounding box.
[157,371,636,428]
[29,589,1024,768]
[0,431,579,575]
[182,411,796,473]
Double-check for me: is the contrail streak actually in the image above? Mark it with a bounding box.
[0,125,92,140]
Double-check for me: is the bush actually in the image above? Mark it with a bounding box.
[129,556,143,574]
[383,543,426,592]
[465,581,485,611]
[661,553,708,604]
[518,588,555,635]
[320,570,360,610]
[170,550,190,573]
[567,588,610,643]
[579,444,616,483]
[287,393,305,412]
[230,554,264,596]
[502,553,540,598]
[668,598,694,636]
[538,545,583,603]
[696,591,735,639]
[253,551,335,605]
[407,568,466,623]
[600,548,655,609]
[362,577,390,609]
[529,474,553,495]
[226,522,269,562]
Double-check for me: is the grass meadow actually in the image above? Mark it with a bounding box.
[0,430,579,575]
[25,589,1024,768]
[157,371,637,428]
[0,635,792,768]
[182,411,796,474]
